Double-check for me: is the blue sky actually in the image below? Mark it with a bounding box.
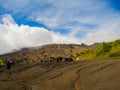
[0,0,120,54]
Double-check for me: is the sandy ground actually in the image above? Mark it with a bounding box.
[0,59,120,90]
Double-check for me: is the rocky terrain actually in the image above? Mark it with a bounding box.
[0,59,120,90]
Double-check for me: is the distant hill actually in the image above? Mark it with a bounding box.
[79,39,120,60]
[1,39,119,62]
[0,44,93,61]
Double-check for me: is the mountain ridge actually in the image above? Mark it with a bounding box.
[0,43,95,61]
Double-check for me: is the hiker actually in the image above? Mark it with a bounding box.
[6,60,12,73]
[0,59,4,74]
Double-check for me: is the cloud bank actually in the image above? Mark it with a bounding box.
[0,14,81,54]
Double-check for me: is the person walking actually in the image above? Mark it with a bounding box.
[6,60,13,80]
[6,60,12,73]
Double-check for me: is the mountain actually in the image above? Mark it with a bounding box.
[0,44,93,61]
[1,39,120,62]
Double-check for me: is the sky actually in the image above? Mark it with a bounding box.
[0,0,120,55]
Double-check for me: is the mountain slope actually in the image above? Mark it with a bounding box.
[0,44,91,61]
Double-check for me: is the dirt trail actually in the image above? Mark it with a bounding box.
[0,60,120,90]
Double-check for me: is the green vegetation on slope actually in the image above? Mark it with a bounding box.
[74,39,120,60]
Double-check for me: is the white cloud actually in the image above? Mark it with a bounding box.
[51,32,81,44]
[28,0,120,41]
[36,16,59,28]
[0,15,52,54]
[1,14,15,25]
[83,22,120,45]
[0,14,81,54]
